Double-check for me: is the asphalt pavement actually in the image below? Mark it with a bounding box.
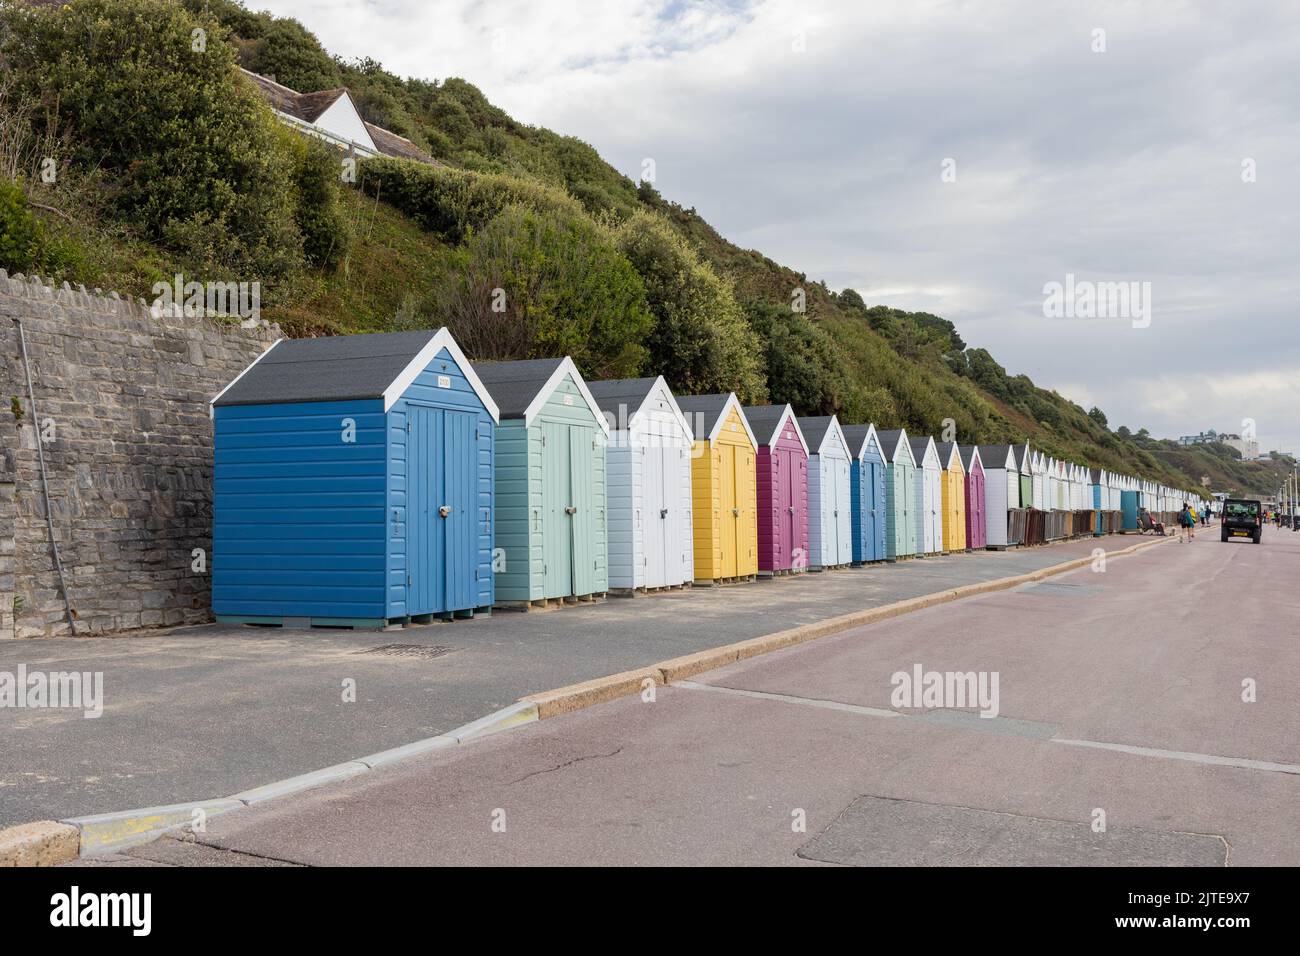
[5,535,1140,827]
[86,525,1300,865]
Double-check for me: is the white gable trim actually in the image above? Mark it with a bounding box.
[209,338,283,418]
[701,393,757,448]
[815,416,849,459]
[848,422,885,462]
[888,429,916,467]
[917,436,940,470]
[315,92,379,155]
[383,328,500,422]
[522,356,610,436]
[965,445,983,474]
[628,376,693,444]
[940,443,962,471]
[762,405,809,456]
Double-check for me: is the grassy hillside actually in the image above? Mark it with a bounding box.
[1,0,1288,497]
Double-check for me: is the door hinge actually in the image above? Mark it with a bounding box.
[405,421,410,433]
[406,575,411,587]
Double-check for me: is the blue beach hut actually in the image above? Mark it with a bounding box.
[210,329,499,627]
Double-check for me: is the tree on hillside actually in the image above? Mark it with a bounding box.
[746,300,864,417]
[243,15,341,91]
[838,287,866,311]
[1087,406,1108,428]
[428,203,651,378]
[611,210,765,401]
[3,0,304,279]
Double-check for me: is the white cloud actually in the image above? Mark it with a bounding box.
[254,0,1300,452]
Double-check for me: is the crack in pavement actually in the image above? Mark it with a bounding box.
[509,747,625,785]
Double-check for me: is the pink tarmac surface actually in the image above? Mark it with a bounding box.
[92,528,1300,866]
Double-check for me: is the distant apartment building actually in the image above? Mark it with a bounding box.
[1178,430,1260,460]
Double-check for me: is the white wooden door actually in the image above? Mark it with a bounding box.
[643,441,668,588]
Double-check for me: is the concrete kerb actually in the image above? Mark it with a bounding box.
[68,800,245,856]
[522,535,1173,721]
[0,820,81,867]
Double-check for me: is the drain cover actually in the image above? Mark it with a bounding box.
[355,643,453,660]
[799,795,1225,866]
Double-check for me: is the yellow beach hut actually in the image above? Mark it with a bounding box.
[937,441,968,553]
[676,393,759,584]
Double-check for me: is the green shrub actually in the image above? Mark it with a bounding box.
[428,203,651,378]
[0,179,41,271]
[611,210,765,402]
[3,0,303,280]
[747,300,864,418]
[282,132,351,270]
[358,156,583,244]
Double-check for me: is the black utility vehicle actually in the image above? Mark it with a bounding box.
[1221,499,1262,543]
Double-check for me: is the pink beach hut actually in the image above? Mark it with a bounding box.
[743,404,810,575]
[960,444,987,550]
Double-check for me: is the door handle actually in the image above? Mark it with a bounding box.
[438,505,451,518]
[565,505,577,515]
[732,508,740,517]
[788,506,795,515]
[660,508,668,519]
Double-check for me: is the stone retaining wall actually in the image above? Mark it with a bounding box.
[0,271,280,638]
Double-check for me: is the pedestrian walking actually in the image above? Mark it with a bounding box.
[1178,502,1195,542]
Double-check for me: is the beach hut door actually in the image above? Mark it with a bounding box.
[568,424,598,596]
[542,421,574,598]
[870,461,886,559]
[407,405,477,615]
[644,442,670,588]
[719,446,739,578]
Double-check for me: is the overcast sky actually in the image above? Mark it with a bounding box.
[255,0,1299,455]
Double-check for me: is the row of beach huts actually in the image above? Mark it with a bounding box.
[208,328,1209,627]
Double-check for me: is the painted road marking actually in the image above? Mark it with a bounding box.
[1051,738,1300,776]
[674,682,1300,776]
[673,680,901,719]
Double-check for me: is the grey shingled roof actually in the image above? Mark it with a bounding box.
[742,405,793,446]
[841,424,879,459]
[587,378,659,418]
[675,393,732,437]
[214,330,439,406]
[876,428,907,460]
[1090,467,1103,483]
[909,436,934,464]
[977,444,1013,469]
[473,358,567,420]
[796,416,837,451]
